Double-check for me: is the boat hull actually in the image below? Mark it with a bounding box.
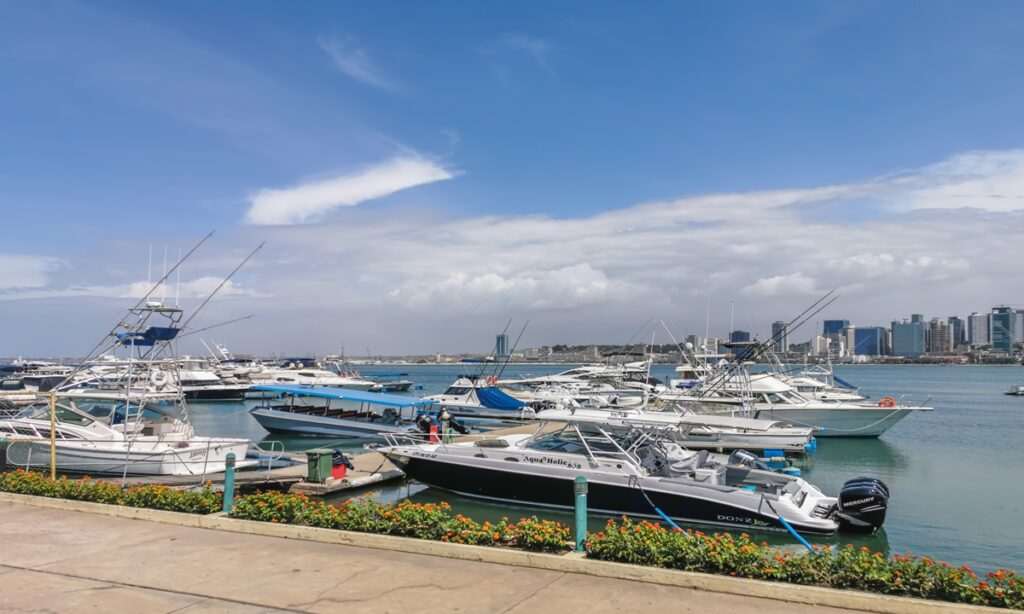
[250,407,410,438]
[750,407,916,437]
[4,438,251,476]
[386,451,836,535]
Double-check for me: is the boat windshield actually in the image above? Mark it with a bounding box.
[443,387,472,395]
[525,425,628,458]
[26,403,95,427]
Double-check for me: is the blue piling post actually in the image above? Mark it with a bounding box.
[222,453,236,514]
[574,476,588,552]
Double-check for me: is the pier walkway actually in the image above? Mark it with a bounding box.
[0,502,861,613]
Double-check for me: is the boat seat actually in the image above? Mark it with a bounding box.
[669,449,709,475]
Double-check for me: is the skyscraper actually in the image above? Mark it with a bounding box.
[927,318,953,353]
[729,330,751,343]
[891,319,926,357]
[948,316,965,347]
[823,320,849,336]
[967,312,990,346]
[771,321,789,353]
[991,307,1017,353]
[853,327,887,356]
[495,334,509,358]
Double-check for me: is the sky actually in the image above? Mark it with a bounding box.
[2,1,1024,356]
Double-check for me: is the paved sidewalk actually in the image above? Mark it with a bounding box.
[0,502,857,613]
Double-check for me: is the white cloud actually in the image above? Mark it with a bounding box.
[0,277,261,302]
[501,34,552,71]
[741,273,820,297]
[0,255,60,289]
[318,35,397,91]
[245,157,455,225]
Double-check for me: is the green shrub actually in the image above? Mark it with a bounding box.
[230,490,572,552]
[586,517,1024,609]
[0,469,221,514]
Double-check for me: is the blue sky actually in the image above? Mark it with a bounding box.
[2,1,1024,355]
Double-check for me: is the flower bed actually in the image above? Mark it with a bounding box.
[587,517,1024,609]
[0,469,221,514]
[230,490,570,552]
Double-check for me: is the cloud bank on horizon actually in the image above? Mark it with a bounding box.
[4,148,1023,355]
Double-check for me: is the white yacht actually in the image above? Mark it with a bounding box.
[662,371,931,437]
[425,376,538,420]
[380,409,889,535]
[250,359,376,391]
[0,392,252,475]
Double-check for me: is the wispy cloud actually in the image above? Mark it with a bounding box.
[318,35,397,91]
[501,34,553,72]
[245,157,455,225]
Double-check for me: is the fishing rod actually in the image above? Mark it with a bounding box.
[178,242,265,332]
[53,232,217,389]
[175,315,255,340]
[496,320,529,381]
[696,290,838,397]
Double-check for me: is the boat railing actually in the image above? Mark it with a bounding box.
[249,440,286,478]
[380,430,512,450]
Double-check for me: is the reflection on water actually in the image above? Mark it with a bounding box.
[186,363,1024,573]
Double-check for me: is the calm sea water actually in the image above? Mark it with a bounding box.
[186,363,1024,572]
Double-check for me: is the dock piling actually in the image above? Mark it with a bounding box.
[222,453,236,514]
[574,476,588,552]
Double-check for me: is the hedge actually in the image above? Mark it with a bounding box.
[0,469,222,514]
[2,470,1019,609]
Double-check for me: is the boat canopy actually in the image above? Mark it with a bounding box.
[251,384,433,408]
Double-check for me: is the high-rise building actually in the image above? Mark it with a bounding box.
[771,321,789,353]
[991,307,1017,353]
[810,336,830,356]
[853,327,887,356]
[911,314,925,324]
[927,319,953,353]
[948,316,966,347]
[729,330,751,343]
[891,319,926,357]
[823,320,849,336]
[495,334,509,358]
[967,312,990,346]
[1016,312,1024,344]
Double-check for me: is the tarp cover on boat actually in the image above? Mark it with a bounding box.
[475,386,527,410]
[833,375,857,390]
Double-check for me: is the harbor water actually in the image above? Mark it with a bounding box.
[187,363,1024,573]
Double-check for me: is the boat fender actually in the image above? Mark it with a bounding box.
[781,467,801,476]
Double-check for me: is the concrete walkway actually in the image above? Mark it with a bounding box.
[0,502,859,613]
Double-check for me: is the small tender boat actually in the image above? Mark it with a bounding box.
[425,376,537,420]
[380,409,889,535]
[249,384,433,438]
[1006,383,1024,396]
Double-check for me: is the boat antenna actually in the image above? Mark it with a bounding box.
[175,248,181,307]
[147,244,153,287]
[729,300,735,333]
[161,245,168,304]
[179,242,265,332]
[704,293,711,342]
[496,320,529,380]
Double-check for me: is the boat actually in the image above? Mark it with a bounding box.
[0,392,252,475]
[250,359,377,391]
[659,370,931,437]
[1006,383,1024,396]
[379,409,889,535]
[248,384,433,438]
[425,375,538,420]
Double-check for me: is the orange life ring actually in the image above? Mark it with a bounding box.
[340,371,349,378]
[485,375,498,386]
[878,396,896,408]
[354,370,361,378]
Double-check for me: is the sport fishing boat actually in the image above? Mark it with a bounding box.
[0,391,252,475]
[380,409,888,535]
[248,384,433,438]
[660,371,931,437]
[425,375,538,420]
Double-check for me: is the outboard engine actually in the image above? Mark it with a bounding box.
[835,477,889,533]
[727,449,771,471]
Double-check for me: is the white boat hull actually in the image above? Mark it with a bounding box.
[4,438,251,476]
